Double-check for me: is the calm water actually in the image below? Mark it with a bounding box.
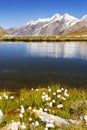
[0,42,87,90]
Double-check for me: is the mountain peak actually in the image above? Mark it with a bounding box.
[51,13,62,20]
[81,15,87,21]
[64,13,70,17]
[63,13,78,20]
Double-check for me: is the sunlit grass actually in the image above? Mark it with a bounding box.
[0,35,87,42]
[0,85,87,129]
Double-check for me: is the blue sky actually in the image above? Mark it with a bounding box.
[0,0,87,29]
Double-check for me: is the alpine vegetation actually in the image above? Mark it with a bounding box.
[0,85,87,130]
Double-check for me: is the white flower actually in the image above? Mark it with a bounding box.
[52,100,56,103]
[49,102,53,107]
[42,95,45,100]
[39,108,43,112]
[46,123,55,128]
[32,122,34,125]
[0,109,3,120]
[43,92,46,95]
[0,96,2,100]
[35,121,39,127]
[36,89,38,91]
[28,106,32,110]
[61,88,64,91]
[20,122,26,129]
[10,96,14,99]
[31,88,34,90]
[44,108,48,112]
[57,95,61,98]
[3,93,6,97]
[48,86,50,88]
[61,97,66,100]
[53,92,56,96]
[45,94,49,98]
[64,93,69,97]
[19,113,23,118]
[5,95,8,100]
[3,93,8,99]
[46,97,51,101]
[29,117,32,121]
[20,106,25,113]
[57,104,63,108]
[64,89,69,97]
[65,89,68,92]
[33,109,36,112]
[42,94,51,101]
[48,88,51,92]
[57,89,62,93]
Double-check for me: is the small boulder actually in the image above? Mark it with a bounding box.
[0,109,3,120]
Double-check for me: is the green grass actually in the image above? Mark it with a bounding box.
[0,85,87,129]
[0,36,87,42]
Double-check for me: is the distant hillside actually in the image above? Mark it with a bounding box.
[0,27,8,37]
[62,27,87,38]
[64,15,87,34]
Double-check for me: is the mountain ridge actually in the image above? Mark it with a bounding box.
[6,13,87,36]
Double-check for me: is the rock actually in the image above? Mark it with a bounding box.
[33,110,70,126]
[68,119,81,125]
[7,122,19,130]
[84,115,87,124]
[33,110,82,126]
[0,109,3,120]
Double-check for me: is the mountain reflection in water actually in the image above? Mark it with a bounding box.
[26,42,87,60]
[0,42,87,90]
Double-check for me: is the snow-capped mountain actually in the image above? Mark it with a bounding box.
[65,15,87,34]
[7,13,79,36]
[26,14,63,26]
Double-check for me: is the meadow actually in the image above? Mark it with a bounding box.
[0,84,87,130]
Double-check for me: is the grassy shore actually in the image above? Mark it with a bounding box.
[0,36,87,42]
[0,84,87,129]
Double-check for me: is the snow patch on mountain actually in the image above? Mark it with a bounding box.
[80,15,87,22]
[62,13,79,27]
[26,13,78,26]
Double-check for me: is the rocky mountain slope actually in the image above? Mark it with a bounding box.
[65,15,87,34]
[0,27,8,37]
[6,13,79,36]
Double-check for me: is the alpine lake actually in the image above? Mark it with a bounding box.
[0,41,87,91]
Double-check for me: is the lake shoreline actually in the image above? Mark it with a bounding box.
[0,36,87,42]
